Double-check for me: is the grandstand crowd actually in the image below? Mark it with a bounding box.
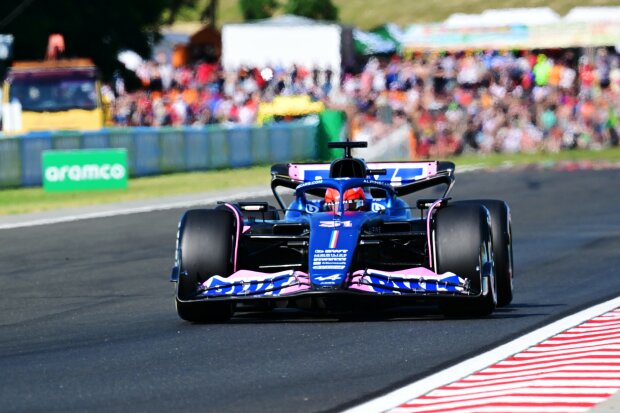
[106,47,620,158]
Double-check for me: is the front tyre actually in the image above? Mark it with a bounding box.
[453,200,513,306]
[176,209,236,322]
[435,203,496,317]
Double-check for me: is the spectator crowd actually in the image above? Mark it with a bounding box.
[105,47,620,158]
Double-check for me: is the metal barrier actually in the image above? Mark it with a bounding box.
[0,122,319,188]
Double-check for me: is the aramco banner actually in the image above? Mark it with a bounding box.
[42,149,128,192]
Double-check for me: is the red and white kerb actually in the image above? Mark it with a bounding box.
[388,308,620,413]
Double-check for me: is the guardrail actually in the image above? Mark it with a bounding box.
[0,123,319,189]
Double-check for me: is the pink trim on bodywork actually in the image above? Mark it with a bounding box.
[226,269,308,280]
[288,164,330,181]
[367,162,438,178]
[223,203,241,273]
[426,199,443,271]
[352,267,444,277]
[286,162,438,183]
[203,270,312,295]
[348,267,460,292]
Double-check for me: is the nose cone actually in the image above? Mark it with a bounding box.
[307,212,365,288]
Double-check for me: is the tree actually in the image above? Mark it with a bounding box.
[0,0,173,79]
[239,0,279,21]
[200,0,219,27]
[165,0,196,25]
[165,0,218,27]
[284,0,338,21]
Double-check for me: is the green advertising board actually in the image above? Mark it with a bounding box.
[42,149,128,192]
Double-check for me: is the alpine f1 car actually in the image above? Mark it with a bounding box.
[170,141,513,322]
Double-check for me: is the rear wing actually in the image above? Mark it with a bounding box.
[271,161,455,208]
[292,162,438,183]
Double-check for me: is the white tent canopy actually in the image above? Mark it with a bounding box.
[444,7,561,28]
[564,7,620,23]
[443,13,485,29]
[246,15,317,26]
[222,15,353,75]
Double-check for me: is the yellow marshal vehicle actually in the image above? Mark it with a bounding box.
[2,58,104,132]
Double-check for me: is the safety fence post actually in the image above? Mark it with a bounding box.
[133,127,161,176]
[81,129,109,149]
[107,128,135,176]
[268,123,290,163]
[0,136,21,188]
[51,130,82,151]
[249,125,270,165]
[228,126,252,168]
[20,131,53,186]
[159,127,185,173]
[184,127,210,171]
[207,125,230,169]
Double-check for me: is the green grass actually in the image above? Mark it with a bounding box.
[0,165,271,215]
[2,147,620,216]
[454,147,620,168]
[331,0,620,29]
[176,0,620,29]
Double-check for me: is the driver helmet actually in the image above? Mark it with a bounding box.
[324,187,366,212]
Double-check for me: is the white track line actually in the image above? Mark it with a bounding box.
[0,189,273,230]
[342,295,620,413]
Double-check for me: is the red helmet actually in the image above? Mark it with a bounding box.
[324,187,366,212]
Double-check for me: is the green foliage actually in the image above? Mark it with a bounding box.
[284,0,338,21]
[0,0,172,79]
[239,0,279,21]
[165,0,199,24]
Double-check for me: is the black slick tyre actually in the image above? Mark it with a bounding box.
[175,209,236,322]
[435,203,496,317]
[453,200,513,306]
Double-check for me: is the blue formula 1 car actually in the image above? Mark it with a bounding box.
[170,141,514,322]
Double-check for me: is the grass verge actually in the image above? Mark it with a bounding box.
[0,165,271,216]
[1,147,619,216]
[179,0,620,30]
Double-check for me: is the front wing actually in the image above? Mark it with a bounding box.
[188,267,475,302]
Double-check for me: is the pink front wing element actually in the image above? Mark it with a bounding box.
[225,270,290,280]
[347,267,463,293]
[202,270,312,296]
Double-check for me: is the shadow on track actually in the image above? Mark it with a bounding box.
[181,303,554,324]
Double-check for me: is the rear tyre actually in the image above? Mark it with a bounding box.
[176,209,236,322]
[453,200,513,307]
[435,203,496,317]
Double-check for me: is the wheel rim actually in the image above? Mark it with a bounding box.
[481,238,497,305]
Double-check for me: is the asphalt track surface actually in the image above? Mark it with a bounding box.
[1,167,620,413]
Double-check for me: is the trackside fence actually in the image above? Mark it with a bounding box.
[0,123,319,188]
